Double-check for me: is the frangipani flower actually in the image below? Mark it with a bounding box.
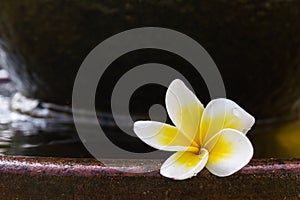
[134,79,255,180]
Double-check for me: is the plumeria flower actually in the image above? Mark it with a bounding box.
[134,79,255,180]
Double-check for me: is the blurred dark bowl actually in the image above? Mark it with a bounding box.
[0,0,300,121]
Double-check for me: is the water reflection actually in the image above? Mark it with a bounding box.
[0,71,90,157]
[0,69,299,158]
[0,104,91,157]
[249,120,300,158]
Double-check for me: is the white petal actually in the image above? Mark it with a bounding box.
[200,98,255,145]
[160,148,208,180]
[205,128,253,177]
[134,121,198,151]
[166,79,204,143]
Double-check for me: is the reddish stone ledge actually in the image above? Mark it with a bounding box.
[0,156,299,199]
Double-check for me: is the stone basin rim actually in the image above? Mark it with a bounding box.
[1,156,300,199]
[1,155,300,176]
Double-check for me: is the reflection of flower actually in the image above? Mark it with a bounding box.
[134,79,255,180]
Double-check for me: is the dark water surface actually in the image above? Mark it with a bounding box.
[0,70,299,158]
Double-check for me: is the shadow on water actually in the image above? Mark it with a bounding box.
[0,69,299,158]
